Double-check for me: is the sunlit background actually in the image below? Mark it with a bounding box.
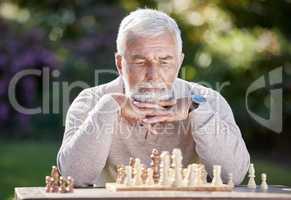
[0,0,291,199]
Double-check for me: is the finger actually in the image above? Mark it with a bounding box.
[149,128,159,135]
[145,124,159,135]
[142,115,173,124]
[141,109,172,116]
[158,99,177,107]
[133,101,165,110]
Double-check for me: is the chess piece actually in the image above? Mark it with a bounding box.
[188,164,198,186]
[58,176,67,193]
[171,148,183,187]
[45,176,53,192]
[124,165,133,186]
[116,164,125,184]
[260,173,268,190]
[133,158,143,185]
[199,164,208,184]
[141,164,148,184]
[145,168,155,185]
[211,165,223,186]
[189,164,203,186]
[66,176,74,192]
[51,166,60,180]
[129,157,135,177]
[150,149,160,184]
[227,173,234,188]
[182,164,192,186]
[159,151,171,186]
[50,166,60,192]
[247,163,256,189]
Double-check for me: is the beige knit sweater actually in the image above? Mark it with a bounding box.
[57,77,250,187]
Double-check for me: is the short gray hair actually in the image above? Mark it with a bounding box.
[116,8,183,55]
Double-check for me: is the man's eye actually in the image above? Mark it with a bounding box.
[135,62,145,65]
[160,61,169,65]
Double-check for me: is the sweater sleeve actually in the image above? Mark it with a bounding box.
[189,88,250,185]
[57,88,120,187]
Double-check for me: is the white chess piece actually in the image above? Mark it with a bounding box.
[133,158,143,185]
[189,164,201,186]
[227,173,234,188]
[182,164,192,186]
[124,166,132,186]
[247,163,256,189]
[211,165,223,186]
[200,164,208,184]
[171,148,183,187]
[260,173,268,190]
[159,151,171,186]
[145,168,155,185]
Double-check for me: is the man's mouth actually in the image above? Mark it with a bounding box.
[138,88,165,93]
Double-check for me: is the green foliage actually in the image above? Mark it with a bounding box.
[0,140,59,200]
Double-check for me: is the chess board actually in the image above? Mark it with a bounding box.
[15,186,291,200]
[106,182,233,192]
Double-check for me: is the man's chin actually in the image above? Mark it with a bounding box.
[130,91,174,103]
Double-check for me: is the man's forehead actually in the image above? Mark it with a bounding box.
[125,32,177,52]
[130,53,174,60]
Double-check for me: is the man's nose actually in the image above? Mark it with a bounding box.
[145,64,160,81]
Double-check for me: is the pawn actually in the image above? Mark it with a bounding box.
[145,168,155,185]
[260,173,268,190]
[45,176,53,192]
[124,166,133,186]
[141,164,148,184]
[66,176,74,192]
[227,173,234,188]
[58,176,67,193]
[116,165,125,184]
[133,158,143,185]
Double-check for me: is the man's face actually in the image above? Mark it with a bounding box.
[115,32,184,102]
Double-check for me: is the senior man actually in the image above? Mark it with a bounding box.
[57,8,250,187]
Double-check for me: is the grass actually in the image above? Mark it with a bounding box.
[0,140,59,200]
[0,140,291,200]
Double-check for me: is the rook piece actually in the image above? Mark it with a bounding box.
[247,163,256,189]
[211,165,223,186]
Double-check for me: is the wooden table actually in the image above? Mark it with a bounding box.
[15,186,291,200]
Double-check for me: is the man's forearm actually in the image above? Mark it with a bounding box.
[57,94,120,186]
[190,103,250,185]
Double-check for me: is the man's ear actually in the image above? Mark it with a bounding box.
[177,52,184,71]
[179,52,185,67]
[115,53,123,75]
